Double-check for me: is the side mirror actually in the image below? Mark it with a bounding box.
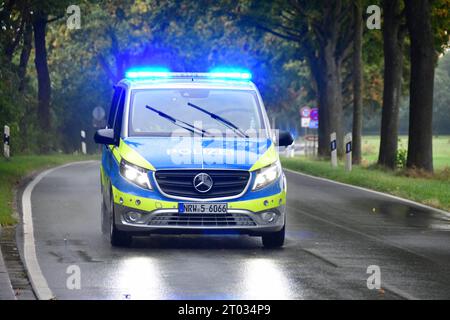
[94,128,116,145]
[278,131,294,147]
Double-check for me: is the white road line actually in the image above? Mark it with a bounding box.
[289,205,431,261]
[21,161,97,300]
[288,206,423,300]
[383,283,419,300]
[284,168,450,218]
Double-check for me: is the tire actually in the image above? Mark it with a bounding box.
[262,225,285,248]
[109,192,132,247]
[101,197,108,234]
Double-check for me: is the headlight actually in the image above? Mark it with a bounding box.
[120,159,152,190]
[252,160,282,190]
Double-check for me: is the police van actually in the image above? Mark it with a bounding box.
[94,69,294,248]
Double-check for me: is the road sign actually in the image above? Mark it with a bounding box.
[310,108,319,121]
[305,135,318,142]
[309,120,318,129]
[300,106,311,118]
[301,117,310,128]
[92,106,106,121]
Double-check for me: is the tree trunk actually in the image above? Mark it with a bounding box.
[18,21,32,92]
[378,0,406,169]
[352,0,363,164]
[33,11,52,142]
[311,43,344,157]
[405,0,435,172]
[308,1,350,158]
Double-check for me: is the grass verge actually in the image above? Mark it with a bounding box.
[281,157,450,213]
[0,154,99,226]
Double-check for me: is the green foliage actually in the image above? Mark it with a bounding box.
[0,0,449,154]
[396,142,407,169]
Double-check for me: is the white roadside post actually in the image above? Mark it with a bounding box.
[330,132,337,168]
[284,139,295,158]
[4,125,10,159]
[345,133,352,172]
[80,130,87,155]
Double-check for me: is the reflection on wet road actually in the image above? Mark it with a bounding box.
[19,161,450,299]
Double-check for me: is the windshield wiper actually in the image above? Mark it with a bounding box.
[145,105,211,137]
[187,102,249,138]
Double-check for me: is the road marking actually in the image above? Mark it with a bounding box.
[289,205,431,261]
[284,168,450,218]
[301,248,340,268]
[289,205,423,300]
[383,283,419,300]
[21,161,97,300]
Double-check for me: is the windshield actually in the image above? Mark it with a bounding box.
[128,89,265,137]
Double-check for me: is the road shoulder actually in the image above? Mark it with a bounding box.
[0,226,16,300]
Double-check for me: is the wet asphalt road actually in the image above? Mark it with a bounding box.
[18,161,450,299]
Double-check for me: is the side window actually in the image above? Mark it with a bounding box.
[113,89,126,139]
[107,87,123,129]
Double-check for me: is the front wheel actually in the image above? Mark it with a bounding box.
[262,225,285,248]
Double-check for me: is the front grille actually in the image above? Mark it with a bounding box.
[148,213,256,227]
[154,170,250,199]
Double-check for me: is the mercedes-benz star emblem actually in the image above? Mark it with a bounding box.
[193,173,214,193]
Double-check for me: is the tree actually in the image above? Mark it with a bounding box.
[352,0,363,164]
[405,0,436,172]
[239,0,354,157]
[30,0,70,151]
[32,9,52,136]
[378,0,406,169]
[433,54,450,134]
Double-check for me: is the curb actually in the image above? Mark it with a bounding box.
[0,226,16,300]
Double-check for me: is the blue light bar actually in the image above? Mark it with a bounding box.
[125,67,171,79]
[125,67,252,81]
[208,68,252,80]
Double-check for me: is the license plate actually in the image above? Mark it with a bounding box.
[179,203,228,214]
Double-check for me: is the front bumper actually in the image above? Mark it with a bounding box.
[114,203,286,236]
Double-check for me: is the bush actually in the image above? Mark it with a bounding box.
[396,140,407,169]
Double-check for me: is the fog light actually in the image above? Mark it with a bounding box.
[261,211,276,223]
[126,211,142,223]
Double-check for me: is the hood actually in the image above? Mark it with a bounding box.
[120,136,277,171]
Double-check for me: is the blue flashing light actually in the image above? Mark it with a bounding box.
[208,68,252,80]
[125,67,171,79]
[124,67,252,81]
[208,72,252,80]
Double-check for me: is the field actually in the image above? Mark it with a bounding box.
[361,135,450,169]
